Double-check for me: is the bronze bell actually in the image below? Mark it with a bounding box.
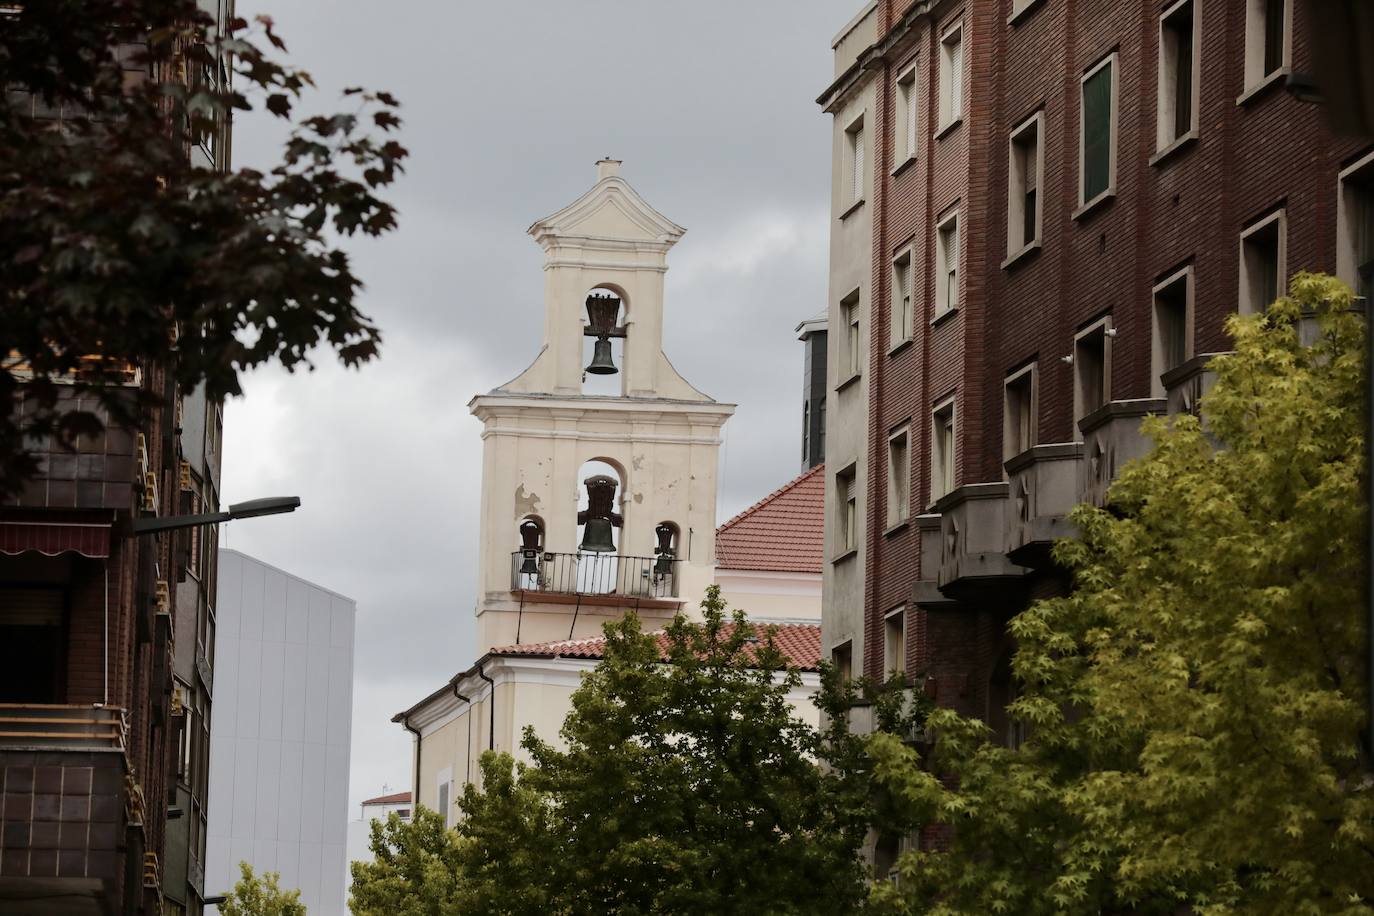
[653,522,676,577]
[586,338,617,375]
[518,519,542,575]
[578,474,622,553]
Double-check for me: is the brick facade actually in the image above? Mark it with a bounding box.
[821,0,1371,729]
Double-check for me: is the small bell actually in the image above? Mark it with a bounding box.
[586,338,617,375]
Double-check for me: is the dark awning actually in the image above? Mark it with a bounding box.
[0,520,111,559]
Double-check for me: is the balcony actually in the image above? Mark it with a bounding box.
[910,513,958,611]
[0,706,130,908]
[510,552,681,602]
[1004,442,1083,568]
[931,483,1028,601]
[1077,398,1166,507]
[1161,352,1227,419]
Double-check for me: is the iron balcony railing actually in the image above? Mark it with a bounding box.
[0,703,128,751]
[510,551,680,599]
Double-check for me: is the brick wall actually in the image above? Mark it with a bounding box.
[849,0,1372,701]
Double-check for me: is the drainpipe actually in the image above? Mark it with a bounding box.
[398,714,421,811]
[451,679,473,784]
[477,664,495,751]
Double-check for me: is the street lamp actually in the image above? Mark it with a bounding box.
[130,496,301,535]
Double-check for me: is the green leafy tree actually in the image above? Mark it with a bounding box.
[0,1,406,496]
[861,273,1373,915]
[217,862,305,916]
[352,586,883,915]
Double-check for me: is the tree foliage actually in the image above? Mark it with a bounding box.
[863,273,1373,915]
[217,862,306,916]
[0,0,406,495]
[351,586,883,915]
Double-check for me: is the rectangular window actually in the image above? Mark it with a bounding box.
[1158,0,1199,149]
[841,291,861,379]
[1337,152,1374,301]
[837,466,858,554]
[1245,0,1290,87]
[938,22,963,130]
[895,63,919,165]
[1152,267,1194,396]
[845,116,866,204]
[1080,54,1118,207]
[891,250,914,346]
[887,427,910,527]
[437,781,451,828]
[885,609,906,676]
[801,402,810,463]
[832,642,853,683]
[1073,319,1112,432]
[1007,112,1043,255]
[1003,364,1037,463]
[936,210,960,314]
[1239,210,1286,315]
[931,399,956,502]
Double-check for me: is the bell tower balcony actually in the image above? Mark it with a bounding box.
[510,551,682,609]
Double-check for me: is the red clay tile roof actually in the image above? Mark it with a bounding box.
[490,621,822,672]
[361,791,411,806]
[715,464,825,574]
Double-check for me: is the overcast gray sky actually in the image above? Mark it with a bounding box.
[221,0,847,816]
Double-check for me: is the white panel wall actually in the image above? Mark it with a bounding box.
[207,550,356,916]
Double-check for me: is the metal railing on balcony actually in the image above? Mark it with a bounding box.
[0,704,128,751]
[510,551,680,599]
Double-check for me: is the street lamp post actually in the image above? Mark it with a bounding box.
[130,496,301,536]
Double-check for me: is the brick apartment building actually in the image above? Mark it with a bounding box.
[817,0,1372,741]
[0,16,233,916]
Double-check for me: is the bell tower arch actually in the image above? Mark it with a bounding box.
[469,160,735,650]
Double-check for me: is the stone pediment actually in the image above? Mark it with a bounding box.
[527,164,685,251]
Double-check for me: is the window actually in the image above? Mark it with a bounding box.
[1152,267,1194,396]
[891,249,914,346]
[437,781,450,828]
[1244,0,1290,89]
[1003,364,1037,463]
[1239,210,1286,315]
[1073,318,1112,432]
[1079,54,1118,208]
[1007,112,1043,255]
[1158,0,1199,149]
[845,115,866,205]
[837,465,858,554]
[887,427,910,527]
[832,642,853,683]
[801,402,810,462]
[396,809,411,820]
[931,399,956,502]
[895,63,919,166]
[885,608,906,676]
[1337,151,1374,301]
[936,209,960,315]
[938,22,963,131]
[840,291,862,379]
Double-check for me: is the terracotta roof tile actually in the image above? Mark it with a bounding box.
[490,621,822,672]
[715,464,825,574]
[361,791,411,806]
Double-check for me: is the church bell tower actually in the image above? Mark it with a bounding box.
[468,160,735,650]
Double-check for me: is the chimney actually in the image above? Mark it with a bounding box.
[596,158,622,180]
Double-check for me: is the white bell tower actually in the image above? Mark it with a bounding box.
[469,160,735,651]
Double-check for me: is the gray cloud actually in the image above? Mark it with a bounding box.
[224,0,844,813]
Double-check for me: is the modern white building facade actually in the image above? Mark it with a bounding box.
[206,550,356,915]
